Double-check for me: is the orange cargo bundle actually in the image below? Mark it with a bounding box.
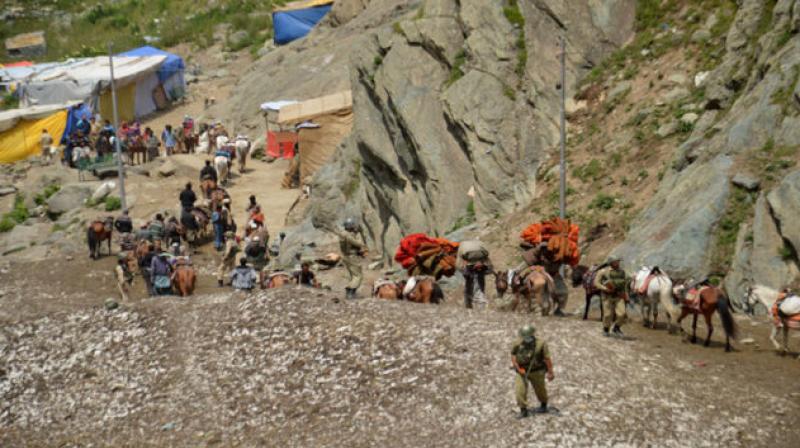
[395,233,459,277]
[520,217,581,266]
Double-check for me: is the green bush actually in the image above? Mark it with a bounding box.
[0,216,15,233]
[589,193,616,210]
[105,196,122,212]
[8,195,28,223]
[34,184,61,206]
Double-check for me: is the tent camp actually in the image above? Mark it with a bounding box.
[277,90,353,184]
[273,0,334,45]
[0,102,71,163]
[3,52,180,122]
[118,46,186,101]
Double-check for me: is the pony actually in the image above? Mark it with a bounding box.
[127,136,148,165]
[745,285,800,358]
[87,217,114,259]
[509,268,552,315]
[266,272,292,289]
[373,279,405,300]
[200,178,217,199]
[209,187,230,212]
[571,264,607,321]
[214,155,230,186]
[673,283,737,352]
[630,266,676,331]
[495,270,510,298]
[182,133,198,154]
[172,263,196,297]
[234,138,250,173]
[404,277,443,304]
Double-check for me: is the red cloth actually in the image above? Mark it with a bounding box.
[267,131,297,159]
[520,218,581,266]
[395,233,435,269]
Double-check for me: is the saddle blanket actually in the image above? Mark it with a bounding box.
[684,287,707,312]
[779,295,800,315]
[637,275,655,295]
[772,301,800,328]
[373,279,397,295]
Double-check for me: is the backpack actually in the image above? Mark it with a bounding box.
[459,240,488,262]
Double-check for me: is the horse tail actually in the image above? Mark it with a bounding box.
[87,226,97,253]
[431,281,444,304]
[717,291,738,339]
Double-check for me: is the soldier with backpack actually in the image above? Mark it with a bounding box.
[511,324,555,419]
[457,239,494,309]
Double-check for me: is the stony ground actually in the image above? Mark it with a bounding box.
[2,287,799,447]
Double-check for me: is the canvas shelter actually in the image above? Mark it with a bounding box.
[118,46,186,101]
[277,90,353,183]
[0,102,71,163]
[261,100,299,159]
[273,0,334,45]
[10,55,167,122]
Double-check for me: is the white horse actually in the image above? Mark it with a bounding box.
[631,266,676,332]
[214,155,230,186]
[745,285,800,358]
[234,136,250,173]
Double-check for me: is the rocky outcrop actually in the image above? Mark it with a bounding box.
[612,155,732,278]
[613,1,800,295]
[263,0,635,261]
[46,184,92,216]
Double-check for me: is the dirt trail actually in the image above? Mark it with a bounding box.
[2,288,799,447]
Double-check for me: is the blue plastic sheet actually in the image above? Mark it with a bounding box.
[273,5,333,45]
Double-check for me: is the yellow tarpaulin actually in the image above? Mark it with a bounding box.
[99,83,136,123]
[0,109,67,164]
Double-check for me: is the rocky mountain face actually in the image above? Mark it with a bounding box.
[223,0,635,263]
[610,0,800,309]
[225,0,800,310]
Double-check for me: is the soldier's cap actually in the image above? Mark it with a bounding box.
[518,324,536,342]
[225,230,235,237]
[607,256,621,263]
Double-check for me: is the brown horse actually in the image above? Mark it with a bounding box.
[571,264,606,321]
[406,277,443,304]
[200,178,217,199]
[182,133,198,154]
[266,272,292,289]
[495,270,509,298]
[87,217,114,259]
[373,279,404,300]
[209,187,230,212]
[172,264,196,296]
[511,268,552,316]
[126,136,148,165]
[673,284,737,352]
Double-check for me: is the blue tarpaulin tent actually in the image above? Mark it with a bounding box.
[118,46,186,101]
[273,0,334,45]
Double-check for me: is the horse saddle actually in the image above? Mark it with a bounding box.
[637,274,655,295]
[684,287,706,311]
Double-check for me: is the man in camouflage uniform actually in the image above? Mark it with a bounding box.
[517,242,569,316]
[217,230,240,287]
[511,324,555,418]
[593,257,629,337]
[338,218,367,300]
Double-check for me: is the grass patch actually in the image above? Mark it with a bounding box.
[711,186,757,273]
[0,194,29,233]
[0,0,279,62]
[449,200,477,232]
[771,64,800,115]
[503,1,527,78]
[51,223,67,233]
[503,84,517,101]
[780,244,796,262]
[589,193,616,210]
[104,196,122,212]
[446,50,467,87]
[34,184,61,206]
[343,160,362,199]
[572,159,604,182]
[1,91,20,111]
[392,22,405,36]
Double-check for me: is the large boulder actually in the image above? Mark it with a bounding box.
[611,155,732,278]
[46,184,92,216]
[767,170,800,251]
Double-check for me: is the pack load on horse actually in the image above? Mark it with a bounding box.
[672,282,737,352]
[214,146,232,186]
[745,286,800,357]
[394,233,459,279]
[631,266,675,331]
[265,271,292,289]
[510,218,580,316]
[87,216,114,259]
[373,278,405,300]
[519,217,580,266]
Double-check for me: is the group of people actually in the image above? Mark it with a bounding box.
[38,113,208,168]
